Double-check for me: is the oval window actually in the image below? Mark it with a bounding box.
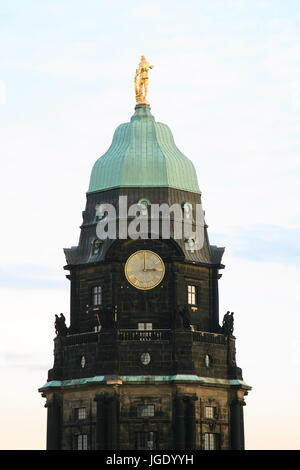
[81,355,86,368]
[204,354,210,368]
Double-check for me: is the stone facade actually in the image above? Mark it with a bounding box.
[43,381,247,450]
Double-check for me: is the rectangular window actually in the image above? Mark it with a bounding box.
[92,286,102,306]
[138,323,152,330]
[135,431,156,450]
[77,434,88,450]
[205,406,215,419]
[204,433,219,450]
[188,285,197,305]
[137,404,155,417]
[77,407,86,420]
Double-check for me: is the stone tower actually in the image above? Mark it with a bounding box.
[39,101,251,450]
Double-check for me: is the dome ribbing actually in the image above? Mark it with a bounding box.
[88,105,200,194]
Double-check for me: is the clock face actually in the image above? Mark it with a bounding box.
[125,250,165,290]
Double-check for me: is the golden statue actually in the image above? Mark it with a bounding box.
[134,55,154,105]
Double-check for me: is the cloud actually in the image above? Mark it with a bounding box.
[264,17,300,83]
[0,80,6,104]
[210,224,300,264]
[0,264,68,289]
[0,352,49,371]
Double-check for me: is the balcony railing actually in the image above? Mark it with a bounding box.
[61,329,227,346]
[64,331,99,346]
[192,331,226,345]
[118,329,171,342]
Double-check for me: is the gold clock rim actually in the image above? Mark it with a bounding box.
[124,249,165,290]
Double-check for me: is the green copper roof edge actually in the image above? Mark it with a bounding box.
[39,375,251,391]
[87,184,201,195]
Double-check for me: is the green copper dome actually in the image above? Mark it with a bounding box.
[88,105,200,194]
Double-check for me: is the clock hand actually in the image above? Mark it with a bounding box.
[143,252,146,272]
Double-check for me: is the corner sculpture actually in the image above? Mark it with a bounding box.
[54,313,68,336]
[134,55,154,105]
[98,305,115,330]
[174,304,191,330]
[222,311,234,336]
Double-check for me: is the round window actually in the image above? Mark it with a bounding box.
[140,352,151,365]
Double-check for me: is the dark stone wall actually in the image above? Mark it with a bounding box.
[45,383,249,450]
[66,238,220,336]
[43,184,248,450]
[48,329,242,382]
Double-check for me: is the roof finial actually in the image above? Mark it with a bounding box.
[134,55,154,105]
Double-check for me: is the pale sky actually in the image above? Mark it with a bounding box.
[1,0,300,450]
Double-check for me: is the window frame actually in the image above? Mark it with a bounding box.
[205,406,216,419]
[137,404,155,417]
[187,284,198,305]
[204,433,219,450]
[77,434,88,450]
[138,323,153,330]
[76,407,87,420]
[91,285,102,306]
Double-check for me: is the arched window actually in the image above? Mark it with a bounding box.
[185,237,197,253]
[182,202,193,219]
[91,238,103,255]
[95,203,105,222]
[137,198,151,216]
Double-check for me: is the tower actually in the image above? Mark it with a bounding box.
[39,58,251,450]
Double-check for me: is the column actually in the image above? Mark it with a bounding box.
[230,398,245,450]
[186,397,197,450]
[95,395,106,450]
[46,396,61,450]
[174,396,185,450]
[107,395,118,449]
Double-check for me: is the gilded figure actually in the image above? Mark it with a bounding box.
[134,55,154,105]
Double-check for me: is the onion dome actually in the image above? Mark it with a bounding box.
[88,105,200,194]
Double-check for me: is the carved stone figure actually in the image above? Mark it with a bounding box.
[174,305,191,330]
[55,313,68,336]
[98,306,115,330]
[222,311,234,336]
